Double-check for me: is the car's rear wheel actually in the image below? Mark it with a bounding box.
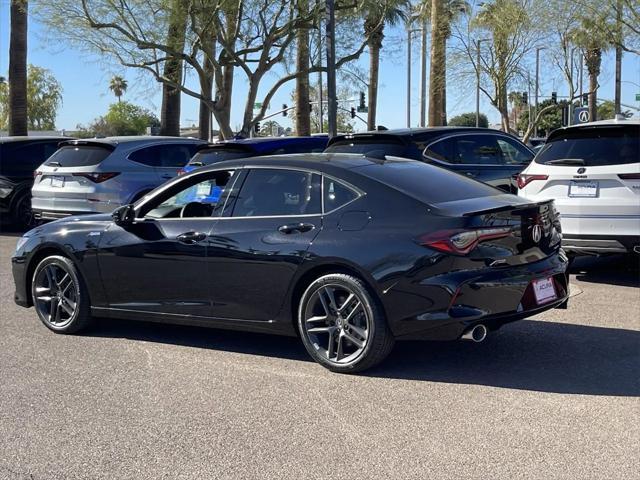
[12,191,36,228]
[298,274,394,373]
[31,255,93,334]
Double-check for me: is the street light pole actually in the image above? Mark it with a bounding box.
[569,46,578,126]
[406,22,412,128]
[475,38,489,128]
[534,46,545,138]
[325,0,337,138]
[419,18,427,128]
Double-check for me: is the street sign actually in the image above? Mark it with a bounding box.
[574,107,590,124]
[253,102,263,110]
[636,93,640,101]
[357,106,368,113]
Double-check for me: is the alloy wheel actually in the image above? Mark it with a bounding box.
[34,263,78,328]
[302,284,371,364]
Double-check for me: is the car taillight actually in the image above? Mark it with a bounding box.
[72,172,120,183]
[418,227,512,255]
[517,174,548,189]
[618,173,640,180]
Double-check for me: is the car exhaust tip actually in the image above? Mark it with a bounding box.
[461,324,488,343]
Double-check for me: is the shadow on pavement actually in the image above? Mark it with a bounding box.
[89,317,639,397]
[570,254,640,288]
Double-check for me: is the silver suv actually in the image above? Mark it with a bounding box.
[32,136,205,220]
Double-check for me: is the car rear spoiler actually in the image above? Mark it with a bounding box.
[431,194,554,217]
[57,140,117,151]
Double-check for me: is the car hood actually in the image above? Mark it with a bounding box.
[26,213,113,236]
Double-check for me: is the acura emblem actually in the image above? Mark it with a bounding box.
[577,167,586,174]
[532,224,543,243]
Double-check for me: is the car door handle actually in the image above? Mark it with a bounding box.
[278,223,315,234]
[176,231,207,244]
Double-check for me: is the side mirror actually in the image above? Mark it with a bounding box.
[112,204,135,227]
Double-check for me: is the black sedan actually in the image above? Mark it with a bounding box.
[325,128,534,193]
[12,154,569,373]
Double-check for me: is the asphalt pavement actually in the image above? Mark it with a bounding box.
[0,229,638,479]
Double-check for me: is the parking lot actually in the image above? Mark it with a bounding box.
[0,229,638,479]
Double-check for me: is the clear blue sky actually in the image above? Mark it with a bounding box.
[1,1,638,132]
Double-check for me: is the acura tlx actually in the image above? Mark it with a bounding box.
[12,154,569,373]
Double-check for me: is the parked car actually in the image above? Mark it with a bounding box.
[31,136,205,220]
[325,127,534,192]
[0,136,70,227]
[518,118,640,255]
[13,153,569,373]
[178,135,329,175]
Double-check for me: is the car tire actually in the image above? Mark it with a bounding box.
[31,255,93,334]
[11,190,36,229]
[297,273,395,373]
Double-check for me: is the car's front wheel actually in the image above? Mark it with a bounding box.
[298,273,395,373]
[31,255,93,334]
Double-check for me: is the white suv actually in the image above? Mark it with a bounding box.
[517,119,639,255]
[32,137,204,220]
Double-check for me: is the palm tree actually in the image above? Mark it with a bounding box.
[160,0,187,137]
[9,0,28,136]
[425,0,468,126]
[571,18,609,122]
[109,76,128,103]
[295,0,311,136]
[363,0,409,130]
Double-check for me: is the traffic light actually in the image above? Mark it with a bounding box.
[282,104,288,117]
[522,91,528,105]
[350,107,356,119]
[582,93,589,106]
[359,91,366,110]
[254,122,260,135]
[551,91,557,104]
[309,102,313,113]
[561,104,569,126]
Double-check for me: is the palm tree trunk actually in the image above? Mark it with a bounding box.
[9,0,28,136]
[440,46,447,126]
[295,0,311,136]
[428,0,445,127]
[199,30,216,141]
[160,2,187,137]
[367,33,381,131]
[585,48,601,123]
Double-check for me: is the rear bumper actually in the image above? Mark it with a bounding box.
[386,252,570,341]
[562,234,640,255]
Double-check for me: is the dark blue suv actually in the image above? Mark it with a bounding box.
[179,136,329,176]
[325,128,534,193]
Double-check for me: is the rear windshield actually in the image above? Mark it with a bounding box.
[358,160,500,204]
[535,125,639,166]
[188,147,253,167]
[325,138,408,158]
[45,145,112,167]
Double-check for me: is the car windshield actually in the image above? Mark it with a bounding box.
[325,139,408,158]
[358,160,500,204]
[535,125,639,166]
[188,147,253,166]
[44,145,112,167]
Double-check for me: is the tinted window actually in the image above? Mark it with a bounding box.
[535,126,639,166]
[130,144,198,168]
[45,145,112,167]
[358,161,500,204]
[188,147,253,167]
[497,138,533,164]
[449,135,502,165]
[0,140,61,176]
[144,170,235,219]
[325,138,408,158]
[324,178,359,211]
[233,169,321,217]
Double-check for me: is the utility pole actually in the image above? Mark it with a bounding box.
[569,47,578,126]
[419,18,427,128]
[406,22,412,128]
[534,47,545,138]
[614,0,622,114]
[325,0,337,137]
[579,50,583,106]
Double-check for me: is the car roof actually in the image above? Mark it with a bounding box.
[328,127,515,146]
[546,117,639,142]
[61,136,204,147]
[0,136,72,144]
[202,135,328,152]
[190,152,411,173]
